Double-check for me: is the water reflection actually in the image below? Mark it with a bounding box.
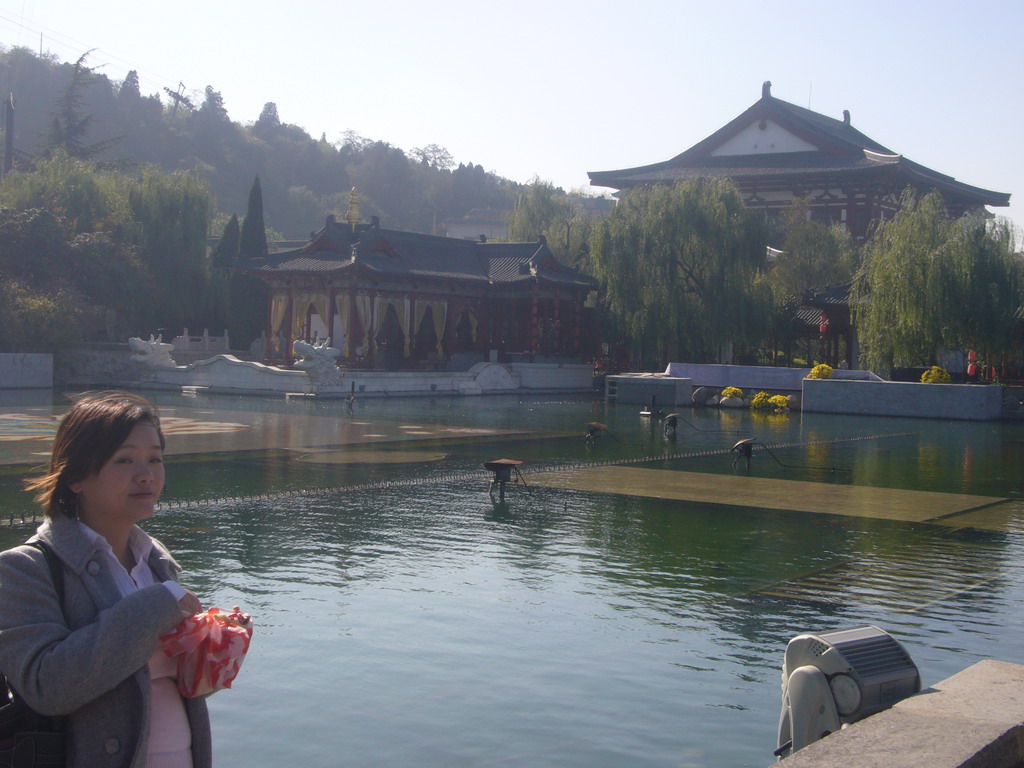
[0,392,1022,766]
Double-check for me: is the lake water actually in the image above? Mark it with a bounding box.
[1,390,1022,767]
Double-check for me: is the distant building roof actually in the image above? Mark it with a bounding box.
[443,207,509,241]
[567,196,615,216]
[239,215,596,291]
[588,82,1009,210]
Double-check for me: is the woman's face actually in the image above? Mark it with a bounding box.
[69,423,165,528]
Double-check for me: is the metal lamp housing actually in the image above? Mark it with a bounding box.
[777,625,921,759]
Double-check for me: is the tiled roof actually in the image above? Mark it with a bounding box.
[240,218,597,291]
[803,283,851,307]
[589,85,1009,207]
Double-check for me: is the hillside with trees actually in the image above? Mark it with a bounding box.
[0,47,515,237]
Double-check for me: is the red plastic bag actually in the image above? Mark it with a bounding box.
[161,606,253,698]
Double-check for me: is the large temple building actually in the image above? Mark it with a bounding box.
[588,81,1010,239]
[238,209,597,369]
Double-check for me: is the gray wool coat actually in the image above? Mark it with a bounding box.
[0,513,212,768]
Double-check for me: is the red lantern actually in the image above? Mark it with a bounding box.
[989,366,997,380]
[968,350,977,362]
[967,363,978,377]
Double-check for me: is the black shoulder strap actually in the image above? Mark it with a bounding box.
[27,541,65,616]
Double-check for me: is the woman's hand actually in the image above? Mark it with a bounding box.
[177,590,202,615]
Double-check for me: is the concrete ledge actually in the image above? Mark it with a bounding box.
[802,378,1004,420]
[605,374,692,406]
[506,362,593,390]
[777,659,1024,767]
[664,363,880,392]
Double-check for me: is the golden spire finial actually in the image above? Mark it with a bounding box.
[345,187,361,232]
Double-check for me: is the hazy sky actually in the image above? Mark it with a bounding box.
[1,0,1021,232]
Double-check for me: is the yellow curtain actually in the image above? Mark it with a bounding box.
[310,293,328,334]
[271,294,288,334]
[468,310,478,342]
[334,294,351,356]
[413,301,446,358]
[372,297,385,346]
[354,295,371,356]
[400,298,411,356]
[372,297,409,356]
[293,292,327,340]
[432,301,447,357]
[414,301,430,352]
[270,294,288,356]
[292,301,306,339]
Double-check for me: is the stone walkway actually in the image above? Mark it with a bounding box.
[530,466,1010,526]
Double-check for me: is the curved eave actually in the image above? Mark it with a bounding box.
[893,160,1010,207]
[589,161,1010,208]
[537,272,598,290]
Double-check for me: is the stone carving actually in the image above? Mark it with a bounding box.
[128,335,177,368]
[692,386,710,406]
[292,339,342,388]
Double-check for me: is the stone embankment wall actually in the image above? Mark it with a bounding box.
[802,379,1005,420]
[0,354,53,388]
[54,343,145,388]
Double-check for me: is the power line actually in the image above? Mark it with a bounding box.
[0,6,189,101]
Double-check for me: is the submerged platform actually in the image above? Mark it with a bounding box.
[530,466,1009,524]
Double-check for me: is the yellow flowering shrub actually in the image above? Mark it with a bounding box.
[806,363,833,379]
[769,395,790,410]
[721,386,744,399]
[751,391,772,409]
[920,366,952,384]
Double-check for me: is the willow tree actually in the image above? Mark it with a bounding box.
[127,168,212,330]
[589,179,771,367]
[852,190,1022,373]
[505,180,594,269]
[769,198,857,300]
[0,151,131,236]
[0,153,214,335]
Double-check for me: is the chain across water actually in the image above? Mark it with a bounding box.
[2,431,913,523]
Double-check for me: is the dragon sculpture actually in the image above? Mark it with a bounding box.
[292,338,343,389]
[128,335,177,368]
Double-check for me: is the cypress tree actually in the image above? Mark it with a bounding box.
[213,214,240,270]
[232,179,269,348]
[238,175,267,257]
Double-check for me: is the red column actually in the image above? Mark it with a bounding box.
[326,284,336,348]
[530,288,539,360]
[574,293,582,356]
[367,289,376,367]
[349,288,357,362]
[553,292,560,355]
[264,286,275,364]
[285,287,295,367]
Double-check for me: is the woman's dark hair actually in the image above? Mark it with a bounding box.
[25,391,165,518]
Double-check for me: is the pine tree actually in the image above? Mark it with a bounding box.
[44,53,119,160]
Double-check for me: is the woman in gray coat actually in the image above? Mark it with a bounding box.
[0,392,212,768]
